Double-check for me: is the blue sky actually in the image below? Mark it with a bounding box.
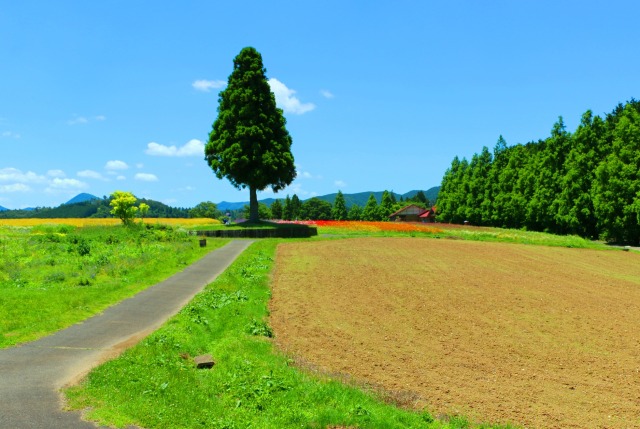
[1,1,639,209]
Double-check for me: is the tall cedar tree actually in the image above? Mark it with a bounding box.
[205,47,295,222]
[270,199,283,220]
[379,190,395,219]
[290,194,302,220]
[282,195,292,220]
[362,194,380,221]
[332,190,348,220]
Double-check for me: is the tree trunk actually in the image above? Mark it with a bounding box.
[249,186,259,223]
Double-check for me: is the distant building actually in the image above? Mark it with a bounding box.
[388,204,436,223]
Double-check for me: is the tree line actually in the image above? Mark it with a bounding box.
[239,190,432,221]
[0,196,193,219]
[436,99,640,244]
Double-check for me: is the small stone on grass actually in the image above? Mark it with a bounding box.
[194,354,215,369]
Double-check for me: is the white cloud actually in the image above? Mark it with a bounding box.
[135,173,158,182]
[0,168,47,184]
[146,139,204,157]
[320,90,335,99]
[334,180,347,188]
[283,183,316,198]
[136,163,144,169]
[47,178,87,190]
[116,175,126,181]
[0,183,30,193]
[105,160,129,170]
[68,116,89,125]
[192,79,226,92]
[1,131,21,139]
[268,78,315,115]
[47,169,66,178]
[68,115,106,125]
[77,170,105,180]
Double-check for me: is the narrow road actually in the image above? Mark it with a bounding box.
[0,240,253,429]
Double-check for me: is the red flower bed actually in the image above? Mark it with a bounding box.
[277,220,442,234]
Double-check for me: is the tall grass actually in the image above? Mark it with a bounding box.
[0,224,227,348]
[66,240,516,429]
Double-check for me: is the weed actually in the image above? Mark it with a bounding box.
[245,318,273,337]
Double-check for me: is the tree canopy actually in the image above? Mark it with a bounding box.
[205,47,295,222]
[109,191,140,226]
[331,190,348,220]
[189,201,221,219]
[436,99,640,244]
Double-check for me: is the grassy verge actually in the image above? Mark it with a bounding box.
[66,239,515,429]
[0,224,228,348]
[317,222,610,250]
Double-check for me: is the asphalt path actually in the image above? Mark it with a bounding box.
[0,239,253,429]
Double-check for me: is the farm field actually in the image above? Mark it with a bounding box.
[270,237,640,428]
[0,218,219,228]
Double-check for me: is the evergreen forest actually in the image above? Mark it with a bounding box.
[436,99,640,244]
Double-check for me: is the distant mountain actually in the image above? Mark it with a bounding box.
[217,198,277,212]
[0,193,189,219]
[65,193,101,205]
[216,187,440,211]
[0,205,7,212]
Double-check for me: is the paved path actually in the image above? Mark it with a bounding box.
[0,240,253,429]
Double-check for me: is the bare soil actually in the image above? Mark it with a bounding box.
[269,238,640,429]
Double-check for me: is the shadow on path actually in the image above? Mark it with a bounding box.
[0,240,253,429]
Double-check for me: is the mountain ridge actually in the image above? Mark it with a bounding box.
[65,193,102,205]
[216,187,440,211]
[0,187,440,215]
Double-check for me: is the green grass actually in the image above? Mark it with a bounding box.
[317,223,612,250]
[0,224,228,348]
[190,220,314,231]
[65,239,517,429]
[432,226,610,249]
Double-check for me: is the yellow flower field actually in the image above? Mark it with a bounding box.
[0,218,220,228]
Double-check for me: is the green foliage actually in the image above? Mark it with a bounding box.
[436,99,640,244]
[331,190,348,220]
[245,318,274,337]
[0,225,226,348]
[593,103,640,243]
[379,190,395,219]
[348,204,363,220]
[190,201,221,219]
[299,197,332,220]
[270,199,283,219]
[110,191,139,225]
[243,203,272,220]
[205,47,296,222]
[282,194,302,220]
[138,203,150,223]
[362,193,380,221]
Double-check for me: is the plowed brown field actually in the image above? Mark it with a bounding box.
[270,238,640,429]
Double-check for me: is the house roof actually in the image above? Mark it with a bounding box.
[388,204,428,218]
[419,209,435,218]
